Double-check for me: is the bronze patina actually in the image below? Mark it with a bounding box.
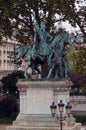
[15,11,73,79]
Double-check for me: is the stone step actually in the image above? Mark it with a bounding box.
[6,123,83,130]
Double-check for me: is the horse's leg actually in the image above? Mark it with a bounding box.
[24,61,31,79]
[54,64,59,78]
[46,64,55,79]
[64,65,67,78]
[34,64,42,79]
[34,64,41,74]
[66,63,68,78]
[58,59,63,78]
[64,61,68,78]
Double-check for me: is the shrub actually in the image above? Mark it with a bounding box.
[0,94,19,120]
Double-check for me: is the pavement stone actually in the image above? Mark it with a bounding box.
[0,125,86,130]
[0,125,10,130]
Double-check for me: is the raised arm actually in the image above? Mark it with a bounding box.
[31,10,40,33]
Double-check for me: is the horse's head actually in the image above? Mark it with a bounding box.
[63,31,73,47]
[15,45,28,62]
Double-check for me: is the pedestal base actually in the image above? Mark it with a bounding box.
[6,123,82,130]
[13,114,59,127]
[6,79,85,130]
[6,114,84,130]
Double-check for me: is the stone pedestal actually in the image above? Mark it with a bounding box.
[17,79,71,115]
[6,79,84,130]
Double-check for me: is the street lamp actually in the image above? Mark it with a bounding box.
[50,102,57,117]
[65,102,72,116]
[50,100,72,130]
[58,100,64,113]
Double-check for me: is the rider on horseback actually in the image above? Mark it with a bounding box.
[31,11,53,60]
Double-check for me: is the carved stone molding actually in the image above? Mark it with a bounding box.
[17,79,73,88]
[53,87,71,95]
[18,87,27,95]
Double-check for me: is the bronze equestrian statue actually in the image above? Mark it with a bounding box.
[15,11,73,79]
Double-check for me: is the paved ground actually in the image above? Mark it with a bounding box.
[0,125,10,130]
[0,125,86,130]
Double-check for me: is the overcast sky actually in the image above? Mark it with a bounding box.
[55,0,86,34]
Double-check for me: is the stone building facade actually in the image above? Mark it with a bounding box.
[0,41,17,79]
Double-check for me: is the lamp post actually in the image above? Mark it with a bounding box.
[50,100,72,130]
[58,100,65,130]
[50,102,57,117]
[65,102,72,117]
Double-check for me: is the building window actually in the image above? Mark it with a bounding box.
[0,50,1,55]
[3,50,6,53]
[4,60,6,63]
[0,60,1,64]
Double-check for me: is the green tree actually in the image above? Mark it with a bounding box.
[0,94,19,119]
[68,45,86,93]
[69,46,86,76]
[1,70,24,96]
[0,0,86,43]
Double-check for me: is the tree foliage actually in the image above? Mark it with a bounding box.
[0,94,19,118]
[69,73,86,93]
[68,45,86,93]
[1,70,24,96]
[0,0,86,43]
[69,46,86,76]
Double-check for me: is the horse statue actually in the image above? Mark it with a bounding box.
[15,30,73,79]
[15,44,48,79]
[46,30,73,79]
[15,11,73,80]
[31,10,73,79]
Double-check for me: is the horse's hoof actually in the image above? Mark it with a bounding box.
[45,77,49,80]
